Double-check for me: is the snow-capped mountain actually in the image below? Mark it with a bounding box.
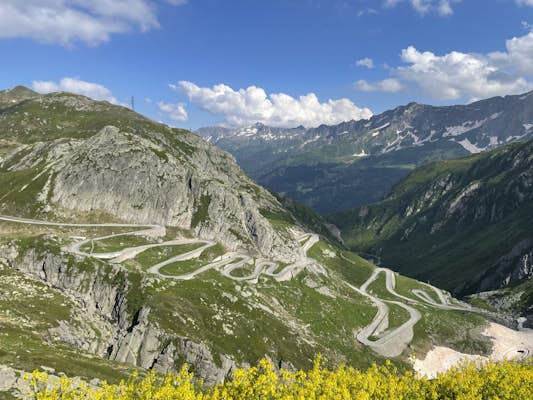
[197,90,533,213]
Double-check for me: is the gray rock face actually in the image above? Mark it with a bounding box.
[0,88,305,261]
[199,91,533,213]
[0,366,17,391]
[0,244,236,384]
[3,123,301,262]
[475,240,533,292]
[0,366,32,397]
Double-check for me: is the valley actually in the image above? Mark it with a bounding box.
[2,210,516,396]
[0,86,531,398]
[2,1,533,397]
[199,92,533,213]
[330,139,533,327]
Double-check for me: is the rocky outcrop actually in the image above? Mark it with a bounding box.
[0,366,31,397]
[2,123,300,262]
[471,240,533,293]
[0,243,236,384]
[108,307,236,385]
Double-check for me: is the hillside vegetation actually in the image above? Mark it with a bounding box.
[27,357,533,400]
[0,86,509,396]
[331,140,533,324]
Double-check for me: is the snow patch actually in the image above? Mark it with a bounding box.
[443,119,486,137]
[457,138,484,153]
[299,135,320,148]
[370,122,390,137]
[413,323,533,379]
[236,126,258,137]
[506,133,528,142]
[523,123,533,131]
[519,92,533,100]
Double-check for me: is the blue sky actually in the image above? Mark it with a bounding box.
[1,0,533,129]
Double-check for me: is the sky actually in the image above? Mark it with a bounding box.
[1,0,533,129]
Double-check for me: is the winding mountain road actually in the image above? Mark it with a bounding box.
[342,259,475,357]
[0,215,320,283]
[0,214,479,358]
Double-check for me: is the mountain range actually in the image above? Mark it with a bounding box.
[198,91,533,213]
[1,86,506,396]
[330,140,533,325]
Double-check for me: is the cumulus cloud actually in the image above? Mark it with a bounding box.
[0,0,185,46]
[516,0,533,6]
[396,32,533,100]
[32,77,120,104]
[355,78,404,93]
[384,0,460,16]
[355,57,375,69]
[352,31,533,100]
[173,81,372,128]
[158,101,188,122]
[490,32,533,75]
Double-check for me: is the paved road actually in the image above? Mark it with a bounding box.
[350,268,422,358]
[341,255,475,357]
[0,215,321,283]
[1,214,480,358]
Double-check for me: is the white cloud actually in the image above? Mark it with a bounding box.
[384,0,402,7]
[355,78,404,93]
[0,0,185,46]
[32,77,120,104]
[355,57,375,69]
[396,31,533,100]
[517,0,533,6]
[158,101,188,122]
[384,0,460,16]
[490,32,533,75]
[437,0,454,15]
[354,30,533,101]
[173,81,372,128]
[357,8,378,17]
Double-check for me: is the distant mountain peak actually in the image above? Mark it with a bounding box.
[0,85,39,104]
[198,88,533,214]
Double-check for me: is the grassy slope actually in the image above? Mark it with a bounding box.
[0,87,493,381]
[0,221,491,379]
[0,262,137,383]
[330,141,533,300]
[310,241,491,357]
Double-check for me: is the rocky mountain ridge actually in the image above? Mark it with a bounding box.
[198,90,533,212]
[0,242,236,385]
[0,86,304,262]
[330,139,533,325]
[0,86,519,396]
